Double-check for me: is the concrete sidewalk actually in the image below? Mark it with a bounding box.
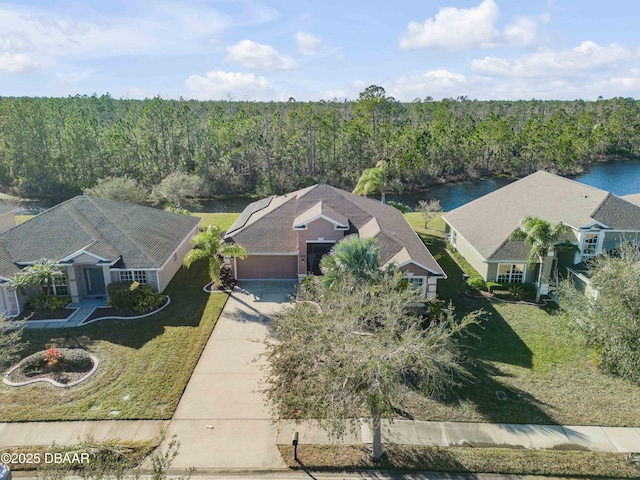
[2,418,639,454]
[0,420,168,447]
[277,419,640,453]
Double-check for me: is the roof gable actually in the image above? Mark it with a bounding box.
[293,201,349,229]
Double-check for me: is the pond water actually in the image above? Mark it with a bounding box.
[13,159,640,214]
[386,159,640,211]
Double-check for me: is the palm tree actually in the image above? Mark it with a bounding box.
[183,225,247,286]
[509,216,573,303]
[353,161,402,203]
[7,258,61,308]
[319,236,384,289]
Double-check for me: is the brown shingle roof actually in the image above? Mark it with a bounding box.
[225,184,445,276]
[0,196,200,278]
[443,171,640,261]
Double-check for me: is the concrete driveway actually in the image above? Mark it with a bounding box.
[163,281,295,471]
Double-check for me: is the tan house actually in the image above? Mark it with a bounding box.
[0,196,200,317]
[0,205,17,234]
[223,184,446,298]
[622,193,640,206]
[443,171,640,295]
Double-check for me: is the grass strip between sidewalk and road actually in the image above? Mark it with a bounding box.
[278,444,640,479]
[3,440,154,471]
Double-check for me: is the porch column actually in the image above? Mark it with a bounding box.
[66,267,80,303]
[101,265,111,294]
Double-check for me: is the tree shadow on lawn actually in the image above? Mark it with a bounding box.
[420,233,560,424]
[426,299,562,425]
[21,261,214,352]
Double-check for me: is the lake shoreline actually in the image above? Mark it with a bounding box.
[4,158,639,214]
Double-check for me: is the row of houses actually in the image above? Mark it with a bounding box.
[1,171,639,317]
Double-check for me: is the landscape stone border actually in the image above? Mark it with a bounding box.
[79,296,171,326]
[203,282,232,293]
[3,350,100,388]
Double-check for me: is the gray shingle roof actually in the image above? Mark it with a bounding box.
[0,196,200,279]
[225,184,445,276]
[592,195,640,230]
[443,171,640,261]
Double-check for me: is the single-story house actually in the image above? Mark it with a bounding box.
[442,171,640,295]
[223,184,446,298]
[0,196,200,317]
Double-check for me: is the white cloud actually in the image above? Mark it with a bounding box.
[185,70,273,100]
[0,52,39,73]
[352,80,367,90]
[312,89,348,101]
[227,39,297,70]
[0,33,34,53]
[389,69,467,100]
[295,31,322,56]
[0,2,278,73]
[400,0,500,50]
[503,16,538,47]
[123,87,149,100]
[472,41,640,77]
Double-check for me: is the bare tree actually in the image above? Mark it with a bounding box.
[417,199,442,229]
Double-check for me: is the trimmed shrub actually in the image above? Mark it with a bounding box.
[107,281,141,310]
[132,285,164,313]
[28,294,71,311]
[503,282,536,294]
[486,282,502,293]
[467,277,486,291]
[107,281,164,313]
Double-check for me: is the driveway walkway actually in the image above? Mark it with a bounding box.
[162,280,296,471]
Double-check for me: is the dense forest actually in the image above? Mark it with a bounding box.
[0,86,639,199]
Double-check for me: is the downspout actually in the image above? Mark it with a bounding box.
[233,257,238,281]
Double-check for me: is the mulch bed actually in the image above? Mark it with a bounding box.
[5,348,95,386]
[84,297,168,322]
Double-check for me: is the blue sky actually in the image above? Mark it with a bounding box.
[1,0,639,101]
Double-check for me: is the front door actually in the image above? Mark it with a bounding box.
[85,268,106,296]
[307,243,335,275]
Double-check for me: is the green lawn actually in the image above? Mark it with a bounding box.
[192,212,240,231]
[15,215,32,225]
[278,445,640,479]
[0,261,228,422]
[17,212,242,230]
[402,212,640,426]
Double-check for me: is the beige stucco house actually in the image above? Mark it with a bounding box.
[223,184,446,298]
[0,196,200,317]
[443,171,640,295]
[0,205,16,234]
